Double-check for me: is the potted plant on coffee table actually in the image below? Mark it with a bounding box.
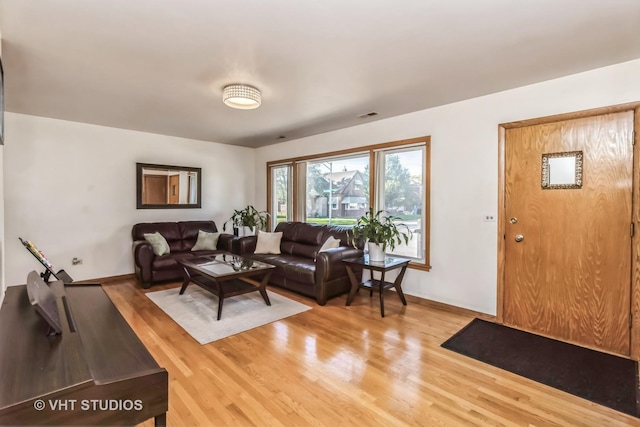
[223,205,270,237]
[351,208,412,262]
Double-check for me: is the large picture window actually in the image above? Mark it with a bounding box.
[267,136,431,270]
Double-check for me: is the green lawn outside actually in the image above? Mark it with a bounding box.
[305,218,357,225]
[275,214,420,224]
[394,214,421,221]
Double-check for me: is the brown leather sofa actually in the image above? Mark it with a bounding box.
[132,221,235,288]
[233,222,363,305]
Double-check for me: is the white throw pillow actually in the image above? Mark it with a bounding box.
[191,230,220,251]
[319,236,341,252]
[315,236,341,261]
[143,232,170,256]
[254,231,283,254]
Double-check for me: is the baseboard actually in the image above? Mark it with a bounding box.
[90,274,495,322]
[74,273,136,285]
[404,294,495,321]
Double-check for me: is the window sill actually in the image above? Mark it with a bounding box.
[409,262,432,272]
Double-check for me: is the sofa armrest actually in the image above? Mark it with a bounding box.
[315,247,363,283]
[217,233,237,252]
[133,240,154,267]
[132,240,154,285]
[232,235,258,255]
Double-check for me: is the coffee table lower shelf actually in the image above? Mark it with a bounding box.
[181,274,272,321]
[189,275,264,297]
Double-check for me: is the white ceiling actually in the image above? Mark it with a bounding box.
[1,0,639,148]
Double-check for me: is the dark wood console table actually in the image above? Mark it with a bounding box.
[0,281,168,426]
[344,255,410,317]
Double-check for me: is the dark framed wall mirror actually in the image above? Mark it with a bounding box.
[136,163,202,209]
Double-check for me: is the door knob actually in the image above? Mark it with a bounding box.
[515,234,524,242]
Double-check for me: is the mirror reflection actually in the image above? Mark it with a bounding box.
[541,151,583,190]
[136,163,202,209]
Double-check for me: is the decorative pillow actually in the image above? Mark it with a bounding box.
[143,232,170,256]
[315,236,341,261]
[319,236,341,252]
[191,230,220,251]
[254,231,283,254]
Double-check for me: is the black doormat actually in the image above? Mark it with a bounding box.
[441,318,639,417]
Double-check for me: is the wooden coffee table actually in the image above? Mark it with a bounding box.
[177,253,275,320]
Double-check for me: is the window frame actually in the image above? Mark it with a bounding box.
[267,162,294,230]
[375,145,427,262]
[266,136,431,271]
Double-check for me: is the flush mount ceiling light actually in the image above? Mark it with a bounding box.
[222,84,262,110]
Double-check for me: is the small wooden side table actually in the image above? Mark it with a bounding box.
[344,255,410,317]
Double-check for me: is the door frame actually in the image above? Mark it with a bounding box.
[497,101,640,359]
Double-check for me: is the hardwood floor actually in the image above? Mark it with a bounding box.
[102,277,639,427]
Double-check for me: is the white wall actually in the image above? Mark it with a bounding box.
[255,58,640,315]
[4,114,255,286]
[0,32,5,303]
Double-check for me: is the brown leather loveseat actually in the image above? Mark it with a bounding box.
[132,220,235,288]
[233,222,363,305]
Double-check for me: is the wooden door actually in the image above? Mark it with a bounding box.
[503,111,634,355]
[143,175,168,204]
[169,175,180,204]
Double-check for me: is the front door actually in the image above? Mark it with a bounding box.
[503,111,634,355]
[143,175,168,204]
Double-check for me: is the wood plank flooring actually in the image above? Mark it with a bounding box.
[102,277,640,426]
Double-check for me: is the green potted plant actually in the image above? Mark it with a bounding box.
[351,208,412,262]
[223,205,270,237]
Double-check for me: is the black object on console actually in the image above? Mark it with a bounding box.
[19,237,74,284]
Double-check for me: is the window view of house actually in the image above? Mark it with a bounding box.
[306,155,369,225]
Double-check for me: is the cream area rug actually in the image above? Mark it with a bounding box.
[146,286,311,344]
